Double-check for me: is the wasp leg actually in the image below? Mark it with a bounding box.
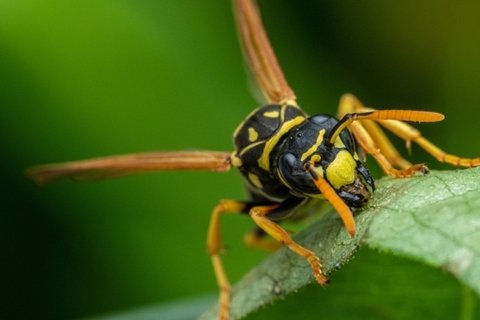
[243,196,305,252]
[376,119,480,167]
[244,227,281,252]
[361,119,413,170]
[338,93,480,168]
[249,204,329,285]
[207,199,249,320]
[355,122,428,177]
[336,94,429,177]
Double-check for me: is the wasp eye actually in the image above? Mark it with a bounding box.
[279,153,298,172]
[310,114,337,126]
[277,153,317,195]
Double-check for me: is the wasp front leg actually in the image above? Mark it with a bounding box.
[338,93,480,169]
[243,227,282,252]
[249,204,329,285]
[359,119,414,170]
[350,120,429,177]
[377,118,480,167]
[336,94,431,177]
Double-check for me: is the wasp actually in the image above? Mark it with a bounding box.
[27,0,480,319]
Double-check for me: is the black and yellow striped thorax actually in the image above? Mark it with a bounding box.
[231,104,306,201]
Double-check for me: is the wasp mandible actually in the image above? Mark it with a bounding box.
[27,0,480,319]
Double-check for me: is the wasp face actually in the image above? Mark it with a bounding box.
[276,114,374,208]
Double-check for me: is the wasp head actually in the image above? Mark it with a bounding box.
[276,114,374,208]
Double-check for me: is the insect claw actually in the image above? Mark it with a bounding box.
[420,164,430,174]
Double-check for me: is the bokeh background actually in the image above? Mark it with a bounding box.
[2,1,480,319]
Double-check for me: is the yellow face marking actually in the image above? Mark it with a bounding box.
[230,153,243,167]
[326,150,356,189]
[258,116,306,171]
[310,154,321,164]
[248,172,263,189]
[334,137,346,149]
[353,152,359,161]
[263,111,279,118]
[248,127,259,142]
[300,129,326,162]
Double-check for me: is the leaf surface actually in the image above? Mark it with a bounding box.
[200,168,480,319]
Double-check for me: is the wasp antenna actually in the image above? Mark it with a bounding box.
[327,113,365,145]
[305,164,356,237]
[328,109,445,145]
[367,110,445,122]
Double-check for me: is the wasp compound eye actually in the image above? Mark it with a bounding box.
[309,114,338,127]
[277,153,319,196]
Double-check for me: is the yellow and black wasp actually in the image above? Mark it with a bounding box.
[27,0,480,319]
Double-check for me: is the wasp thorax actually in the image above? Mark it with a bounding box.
[276,114,374,208]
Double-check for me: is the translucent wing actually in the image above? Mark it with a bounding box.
[234,0,296,104]
[26,151,232,185]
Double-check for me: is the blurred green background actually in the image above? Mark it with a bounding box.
[2,1,480,319]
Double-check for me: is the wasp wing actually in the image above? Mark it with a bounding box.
[26,151,232,185]
[234,0,296,105]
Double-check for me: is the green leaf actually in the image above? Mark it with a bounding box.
[247,249,472,320]
[200,167,480,319]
